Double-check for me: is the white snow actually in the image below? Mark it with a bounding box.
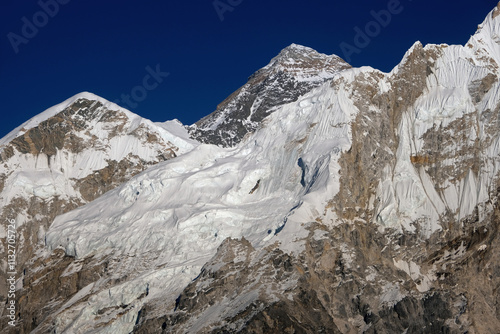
[0,92,198,213]
[45,18,500,323]
[393,259,436,292]
[41,71,359,329]
[379,282,404,308]
[0,92,123,147]
[373,8,500,236]
[20,5,500,332]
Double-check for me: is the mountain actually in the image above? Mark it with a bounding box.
[3,3,500,333]
[189,43,351,147]
[0,92,196,331]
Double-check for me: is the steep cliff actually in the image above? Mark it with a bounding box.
[3,3,500,334]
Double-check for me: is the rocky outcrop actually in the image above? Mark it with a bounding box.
[133,5,500,333]
[189,44,351,147]
[0,94,188,333]
[332,42,444,221]
[4,4,500,333]
[74,154,174,202]
[134,191,500,333]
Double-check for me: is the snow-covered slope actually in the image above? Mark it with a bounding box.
[5,3,500,333]
[0,92,196,224]
[159,7,500,332]
[189,43,351,147]
[31,4,500,332]
[39,75,355,333]
[372,6,500,237]
[0,92,197,321]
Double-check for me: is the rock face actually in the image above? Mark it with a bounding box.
[135,203,499,333]
[133,5,500,333]
[189,44,351,147]
[0,93,196,333]
[3,4,500,334]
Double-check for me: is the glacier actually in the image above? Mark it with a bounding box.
[2,3,500,333]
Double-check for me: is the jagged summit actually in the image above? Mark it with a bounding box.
[273,43,333,59]
[268,43,346,66]
[257,43,350,81]
[3,3,500,333]
[1,92,139,148]
[189,43,351,147]
[267,43,342,67]
[466,1,500,66]
[278,43,315,53]
[494,1,500,18]
[0,93,195,325]
[0,92,196,157]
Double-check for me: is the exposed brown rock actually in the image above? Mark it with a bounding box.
[132,210,495,333]
[73,154,173,202]
[4,7,500,331]
[332,44,444,221]
[0,196,83,304]
[0,97,180,333]
[493,2,500,19]
[131,40,500,333]
[132,187,500,333]
[0,146,15,163]
[0,173,6,194]
[410,155,431,165]
[190,44,351,147]
[420,113,483,186]
[469,73,498,103]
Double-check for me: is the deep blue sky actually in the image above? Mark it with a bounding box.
[0,0,497,138]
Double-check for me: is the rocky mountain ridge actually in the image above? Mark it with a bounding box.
[0,92,196,331]
[2,3,500,333]
[189,43,351,147]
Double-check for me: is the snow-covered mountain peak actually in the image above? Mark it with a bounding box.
[7,5,500,333]
[0,93,195,315]
[495,1,500,18]
[465,1,500,68]
[190,44,351,147]
[278,43,314,53]
[1,92,136,147]
[269,43,333,65]
[259,43,350,81]
[1,92,196,158]
[481,1,500,26]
